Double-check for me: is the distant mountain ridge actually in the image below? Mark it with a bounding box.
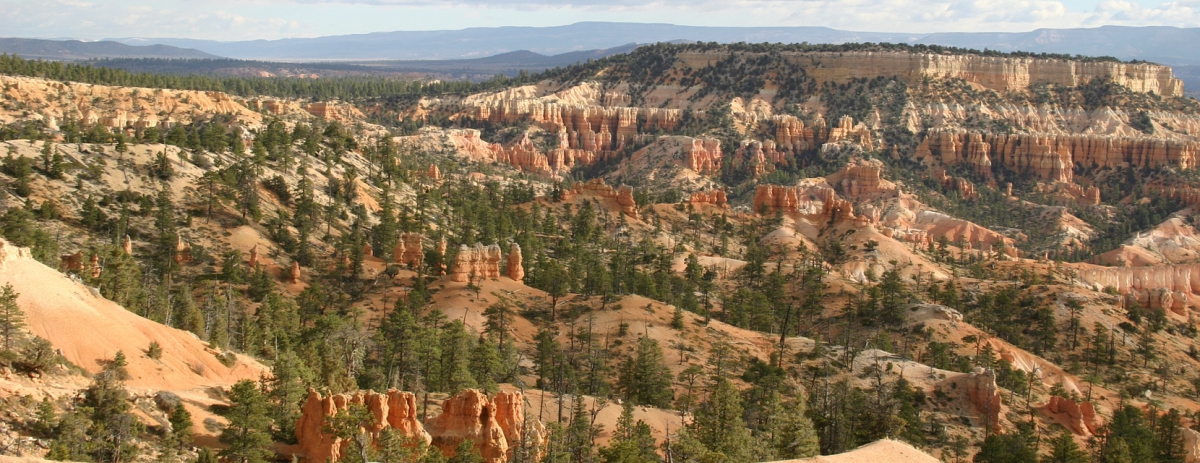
[109,22,1200,65]
[0,37,219,60]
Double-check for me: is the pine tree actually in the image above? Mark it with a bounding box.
[447,440,483,463]
[770,389,820,459]
[974,422,1037,463]
[219,380,274,463]
[617,337,674,407]
[689,378,753,462]
[265,349,312,442]
[1154,408,1186,463]
[599,402,658,463]
[0,283,25,355]
[1041,428,1086,463]
[84,360,141,463]
[323,402,374,463]
[169,402,194,450]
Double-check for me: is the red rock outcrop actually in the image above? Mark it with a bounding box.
[754,185,800,213]
[450,244,503,282]
[825,115,874,150]
[683,138,722,173]
[90,254,100,278]
[507,243,524,281]
[290,261,301,284]
[122,235,132,255]
[965,368,1002,432]
[564,179,639,218]
[436,238,448,276]
[772,115,820,153]
[393,233,425,269]
[827,159,893,199]
[917,131,1199,182]
[427,165,442,180]
[688,189,729,208]
[461,99,681,142]
[426,390,541,463]
[931,168,980,200]
[295,389,431,463]
[1039,395,1101,436]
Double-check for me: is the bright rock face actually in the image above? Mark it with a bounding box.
[393,233,425,268]
[450,244,503,282]
[507,243,524,281]
[917,131,1199,182]
[1070,262,1200,312]
[295,389,431,463]
[289,261,301,284]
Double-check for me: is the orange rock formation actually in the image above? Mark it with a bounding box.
[683,137,723,173]
[450,244,503,282]
[563,179,639,218]
[1039,395,1101,436]
[688,189,729,208]
[965,368,1002,432]
[425,390,539,463]
[1070,263,1200,313]
[507,243,524,281]
[295,389,431,463]
[393,233,425,269]
[917,131,1199,182]
[753,185,800,213]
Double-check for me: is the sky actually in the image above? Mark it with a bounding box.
[0,0,1197,41]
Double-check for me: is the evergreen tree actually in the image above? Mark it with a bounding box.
[0,283,24,355]
[219,380,275,463]
[447,440,483,463]
[84,360,142,463]
[688,378,753,462]
[1041,428,1086,463]
[974,422,1037,463]
[169,401,194,450]
[617,337,674,408]
[769,389,820,460]
[599,402,658,463]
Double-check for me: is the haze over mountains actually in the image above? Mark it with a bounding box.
[106,22,1200,65]
[0,38,218,60]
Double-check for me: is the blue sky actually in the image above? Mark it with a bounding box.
[1,0,1196,41]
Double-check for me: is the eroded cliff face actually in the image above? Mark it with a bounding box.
[674,51,1183,96]
[450,244,504,283]
[1070,262,1200,313]
[0,75,267,129]
[917,130,1200,182]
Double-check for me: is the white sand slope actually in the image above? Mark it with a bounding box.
[0,239,266,392]
[765,439,939,463]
